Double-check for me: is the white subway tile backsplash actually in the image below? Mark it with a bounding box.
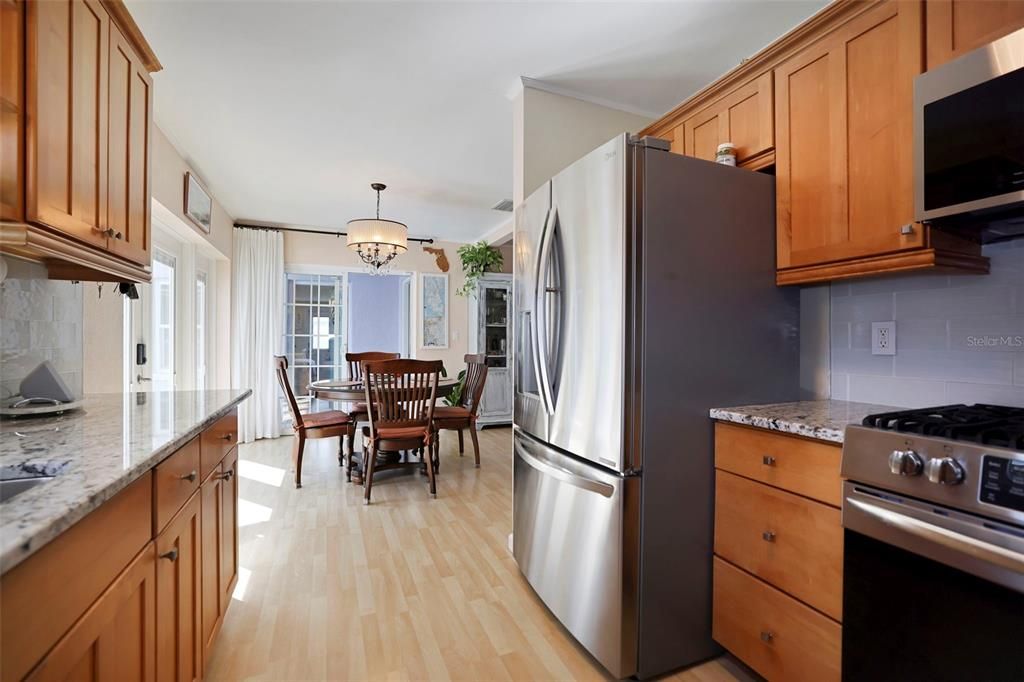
[832,348,894,376]
[894,350,1014,384]
[945,382,1024,408]
[847,374,948,408]
[831,243,1024,409]
[831,292,893,322]
[893,283,1014,319]
[0,259,83,400]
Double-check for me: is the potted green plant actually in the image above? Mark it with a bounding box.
[456,241,503,297]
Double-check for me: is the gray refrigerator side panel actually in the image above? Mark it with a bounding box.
[634,153,801,679]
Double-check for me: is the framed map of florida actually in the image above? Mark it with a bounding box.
[420,272,448,349]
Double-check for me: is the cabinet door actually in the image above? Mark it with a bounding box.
[926,0,1024,69]
[219,449,239,608]
[156,494,202,682]
[106,23,152,266]
[26,544,157,682]
[480,368,511,419]
[1,0,23,221]
[26,0,109,249]
[775,0,925,270]
[680,72,774,167]
[200,466,224,667]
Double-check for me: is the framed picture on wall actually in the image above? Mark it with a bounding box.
[420,272,449,349]
[184,172,212,233]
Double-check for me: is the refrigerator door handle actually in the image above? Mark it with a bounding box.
[533,206,558,415]
[514,437,614,498]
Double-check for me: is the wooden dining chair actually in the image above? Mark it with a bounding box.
[432,354,488,468]
[344,351,400,465]
[274,356,354,488]
[361,359,443,504]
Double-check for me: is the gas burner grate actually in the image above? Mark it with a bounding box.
[862,404,1024,449]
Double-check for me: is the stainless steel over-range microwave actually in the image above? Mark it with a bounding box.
[914,26,1024,227]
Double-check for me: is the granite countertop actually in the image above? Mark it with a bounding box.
[0,389,251,574]
[710,399,900,444]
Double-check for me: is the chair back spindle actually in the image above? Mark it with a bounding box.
[346,351,400,381]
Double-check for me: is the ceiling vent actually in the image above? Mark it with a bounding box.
[491,199,513,212]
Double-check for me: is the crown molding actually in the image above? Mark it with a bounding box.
[519,77,660,121]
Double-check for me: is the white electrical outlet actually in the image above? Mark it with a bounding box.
[872,321,896,356]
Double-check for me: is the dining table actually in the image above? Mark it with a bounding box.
[308,376,461,403]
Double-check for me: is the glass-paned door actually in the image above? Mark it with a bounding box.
[482,283,510,368]
[195,270,208,389]
[150,251,176,390]
[283,272,346,398]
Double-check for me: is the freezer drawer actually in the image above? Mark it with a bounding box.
[512,430,640,678]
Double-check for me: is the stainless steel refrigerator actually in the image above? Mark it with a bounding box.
[512,134,801,679]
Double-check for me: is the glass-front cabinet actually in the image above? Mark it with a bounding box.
[473,273,512,426]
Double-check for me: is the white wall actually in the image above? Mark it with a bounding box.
[513,85,652,205]
[82,125,235,393]
[829,241,1024,407]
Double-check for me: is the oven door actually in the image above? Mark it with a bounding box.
[842,482,1024,682]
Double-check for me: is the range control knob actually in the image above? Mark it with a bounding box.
[925,457,965,485]
[888,449,924,476]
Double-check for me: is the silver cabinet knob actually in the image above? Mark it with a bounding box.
[888,449,923,476]
[160,548,179,562]
[760,631,774,643]
[762,530,776,542]
[925,457,965,485]
[900,223,916,235]
[762,455,776,466]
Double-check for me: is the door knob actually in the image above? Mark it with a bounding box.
[136,374,151,383]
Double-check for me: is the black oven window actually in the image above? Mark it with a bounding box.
[924,65,1024,210]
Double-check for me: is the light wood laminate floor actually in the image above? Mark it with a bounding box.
[207,427,755,682]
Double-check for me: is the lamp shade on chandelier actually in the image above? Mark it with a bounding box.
[347,182,408,274]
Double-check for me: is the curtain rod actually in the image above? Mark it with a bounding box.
[234,222,435,245]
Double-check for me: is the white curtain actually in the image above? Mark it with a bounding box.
[232,228,284,442]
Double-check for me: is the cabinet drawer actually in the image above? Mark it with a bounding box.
[714,423,841,506]
[154,436,200,532]
[200,409,237,480]
[715,471,843,620]
[713,557,840,682]
[0,474,153,682]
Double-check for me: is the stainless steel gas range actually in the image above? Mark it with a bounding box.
[841,404,1024,682]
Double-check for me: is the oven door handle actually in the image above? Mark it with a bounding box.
[846,496,1024,574]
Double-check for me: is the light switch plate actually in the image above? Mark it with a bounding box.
[872,321,896,356]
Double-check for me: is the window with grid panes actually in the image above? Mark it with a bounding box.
[282,273,345,400]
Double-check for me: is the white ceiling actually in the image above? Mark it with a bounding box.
[128,0,826,243]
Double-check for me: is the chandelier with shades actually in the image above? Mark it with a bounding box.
[347,183,408,274]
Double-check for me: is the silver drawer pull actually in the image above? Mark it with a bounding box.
[180,470,197,483]
[762,530,776,542]
[762,455,776,466]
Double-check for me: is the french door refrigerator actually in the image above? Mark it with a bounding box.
[512,134,801,679]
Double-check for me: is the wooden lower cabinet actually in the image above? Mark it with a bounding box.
[713,558,841,682]
[27,544,158,682]
[714,422,842,506]
[715,470,843,620]
[219,448,239,609]
[200,464,225,665]
[156,494,202,682]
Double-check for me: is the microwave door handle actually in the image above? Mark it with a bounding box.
[515,438,614,497]
[846,496,1024,574]
[533,207,557,415]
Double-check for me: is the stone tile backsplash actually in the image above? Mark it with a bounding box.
[0,258,84,400]
[831,240,1024,408]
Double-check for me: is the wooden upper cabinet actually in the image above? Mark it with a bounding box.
[677,72,774,169]
[1,0,23,221]
[26,544,157,682]
[926,0,1024,69]
[776,0,926,272]
[106,22,152,266]
[26,0,110,250]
